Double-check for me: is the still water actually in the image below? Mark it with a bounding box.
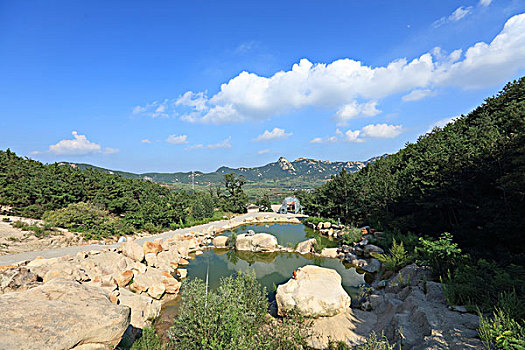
[155,224,366,336]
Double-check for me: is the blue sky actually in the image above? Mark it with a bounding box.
[1,0,524,173]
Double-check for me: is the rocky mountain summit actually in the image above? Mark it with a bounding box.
[63,155,385,186]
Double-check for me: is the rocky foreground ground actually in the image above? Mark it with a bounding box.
[0,214,483,349]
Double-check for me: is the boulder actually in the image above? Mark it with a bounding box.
[143,241,163,255]
[122,240,145,262]
[295,238,317,254]
[115,270,134,288]
[118,288,161,329]
[276,265,351,317]
[363,244,384,257]
[320,248,339,258]
[361,258,381,273]
[0,278,130,350]
[235,233,278,252]
[212,236,229,248]
[0,267,40,293]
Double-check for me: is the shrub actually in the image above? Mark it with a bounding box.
[341,227,362,245]
[43,202,108,229]
[416,232,463,277]
[373,239,411,272]
[479,308,525,350]
[129,327,163,350]
[168,271,310,350]
[353,331,396,350]
[443,259,525,315]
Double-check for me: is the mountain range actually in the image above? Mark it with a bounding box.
[63,155,384,187]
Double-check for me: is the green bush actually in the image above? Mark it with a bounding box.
[168,271,310,350]
[416,232,463,277]
[443,259,525,315]
[43,202,108,229]
[373,239,411,272]
[326,328,397,349]
[129,327,163,350]
[341,227,362,245]
[479,308,525,350]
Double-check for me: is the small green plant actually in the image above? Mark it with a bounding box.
[372,239,410,272]
[2,217,11,222]
[129,327,163,350]
[169,271,310,350]
[353,331,397,350]
[416,232,463,277]
[341,227,362,245]
[479,308,525,350]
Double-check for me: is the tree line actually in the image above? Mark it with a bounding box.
[298,77,525,264]
[0,150,250,238]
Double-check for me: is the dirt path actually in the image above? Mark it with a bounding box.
[0,212,305,266]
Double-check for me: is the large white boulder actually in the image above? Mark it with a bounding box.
[276,265,351,317]
[296,238,317,254]
[0,278,130,350]
[235,233,278,252]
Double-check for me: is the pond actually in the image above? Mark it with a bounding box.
[226,223,339,249]
[155,224,366,338]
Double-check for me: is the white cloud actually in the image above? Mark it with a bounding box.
[479,0,492,7]
[433,6,473,27]
[402,89,437,102]
[141,139,151,144]
[344,130,363,143]
[134,14,525,125]
[166,134,189,145]
[361,124,403,138]
[48,131,102,155]
[185,137,232,151]
[133,99,173,118]
[310,137,324,144]
[333,101,381,126]
[309,136,338,144]
[257,149,270,155]
[253,128,293,142]
[427,116,459,132]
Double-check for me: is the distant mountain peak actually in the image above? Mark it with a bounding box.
[277,156,295,172]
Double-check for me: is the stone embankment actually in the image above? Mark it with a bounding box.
[0,212,303,349]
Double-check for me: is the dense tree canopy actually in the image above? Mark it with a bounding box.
[301,77,525,264]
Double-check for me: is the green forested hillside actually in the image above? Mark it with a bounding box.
[301,78,525,263]
[0,151,227,237]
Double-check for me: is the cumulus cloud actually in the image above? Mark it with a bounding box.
[333,101,381,126]
[312,124,403,144]
[185,137,232,151]
[134,14,525,124]
[361,124,403,138]
[253,128,293,142]
[48,131,102,155]
[402,89,437,102]
[433,6,473,27]
[166,134,189,145]
[257,149,270,155]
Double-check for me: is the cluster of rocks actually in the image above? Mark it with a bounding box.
[305,221,346,239]
[358,263,482,349]
[0,233,210,349]
[336,240,384,273]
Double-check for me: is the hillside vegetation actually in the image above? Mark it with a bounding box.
[300,77,525,264]
[0,151,249,238]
